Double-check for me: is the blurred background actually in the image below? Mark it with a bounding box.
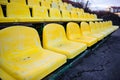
[62,0,120,26]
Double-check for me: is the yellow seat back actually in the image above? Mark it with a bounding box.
[89,22,96,33]
[49,8,61,19]
[70,11,78,19]
[43,23,67,47]
[28,0,40,7]
[32,6,48,19]
[78,12,84,19]
[93,14,97,19]
[59,5,66,10]
[61,10,71,19]
[80,9,84,14]
[0,5,16,23]
[108,21,112,26]
[7,3,31,18]
[0,68,15,80]
[95,22,101,32]
[0,5,4,18]
[51,2,59,8]
[84,13,90,19]
[80,22,91,34]
[10,0,26,4]
[41,1,51,9]
[66,22,82,39]
[0,26,41,55]
[0,0,8,5]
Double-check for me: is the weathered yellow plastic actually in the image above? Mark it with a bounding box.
[10,0,26,4]
[84,13,90,19]
[71,8,77,11]
[101,21,114,35]
[52,0,61,2]
[66,22,98,47]
[0,6,3,17]
[0,26,66,80]
[32,6,49,21]
[0,0,8,5]
[7,3,38,22]
[51,2,59,8]
[108,21,119,31]
[0,68,16,80]
[43,23,87,59]
[80,22,104,41]
[28,0,40,7]
[78,12,84,19]
[61,10,71,21]
[98,22,112,36]
[59,5,66,10]
[63,2,68,7]
[102,21,113,34]
[0,5,15,23]
[70,11,79,20]
[89,22,107,37]
[49,8,62,21]
[80,9,84,14]
[41,1,51,9]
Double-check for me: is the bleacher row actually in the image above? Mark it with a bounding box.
[0,21,119,80]
[0,0,119,80]
[0,0,100,23]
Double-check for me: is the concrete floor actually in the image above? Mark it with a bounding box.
[58,28,120,80]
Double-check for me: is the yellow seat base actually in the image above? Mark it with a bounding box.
[45,40,87,59]
[43,23,87,59]
[0,49,66,80]
[70,36,98,47]
[0,68,16,80]
[0,26,66,80]
[84,32,104,41]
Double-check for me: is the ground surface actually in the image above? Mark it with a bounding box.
[58,29,120,80]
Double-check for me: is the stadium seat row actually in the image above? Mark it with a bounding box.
[0,21,118,80]
[0,0,62,5]
[0,2,99,23]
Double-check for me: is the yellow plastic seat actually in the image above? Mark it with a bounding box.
[27,0,40,7]
[84,13,92,20]
[10,0,26,4]
[0,68,16,80]
[103,21,114,34]
[52,0,61,2]
[43,23,87,59]
[70,11,79,21]
[66,4,72,11]
[0,5,15,23]
[51,2,59,8]
[108,21,119,31]
[80,8,84,13]
[41,1,51,9]
[32,6,49,21]
[61,10,71,21]
[49,8,62,21]
[90,14,96,20]
[66,22,98,47]
[89,22,107,37]
[0,26,66,80]
[78,12,84,20]
[97,22,110,36]
[7,3,38,22]
[59,5,66,10]
[80,22,104,41]
[0,0,8,5]
[102,21,113,35]
[106,21,117,32]
[71,7,77,11]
